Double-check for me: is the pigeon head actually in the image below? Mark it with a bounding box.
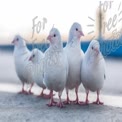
[88,40,100,56]
[47,28,62,46]
[68,22,84,42]
[12,35,26,47]
[29,49,41,63]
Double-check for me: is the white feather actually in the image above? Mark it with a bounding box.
[64,23,84,90]
[43,28,68,92]
[30,48,46,89]
[13,35,33,85]
[81,40,106,92]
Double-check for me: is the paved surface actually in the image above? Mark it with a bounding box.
[0,92,122,122]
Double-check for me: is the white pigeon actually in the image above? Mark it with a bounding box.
[29,48,52,98]
[81,40,106,104]
[12,35,34,94]
[43,28,68,108]
[64,22,84,104]
[29,48,45,95]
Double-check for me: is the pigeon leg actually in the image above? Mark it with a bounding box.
[93,90,103,105]
[18,82,28,94]
[72,86,84,105]
[47,90,57,107]
[28,83,34,94]
[57,91,65,108]
[85,89,89,104]
[43,90,55,99]
[63,88,71,104]
[37,89,44,97]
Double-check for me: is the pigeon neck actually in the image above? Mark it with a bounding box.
[15,45,26,49]
[50,41,63,51]
[33,59,41,64]
[34,55,43,64]
[86,51,103,63]
[67,37,81,48]
[14,45,28,56]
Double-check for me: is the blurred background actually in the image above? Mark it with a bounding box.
[0,0,122,98]
[0,0,121,44]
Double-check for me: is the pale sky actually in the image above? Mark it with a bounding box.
[0,0,121,44]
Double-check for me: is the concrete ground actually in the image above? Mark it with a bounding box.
[0,91,122,122]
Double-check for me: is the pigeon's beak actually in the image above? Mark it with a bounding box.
[29,56,32,61]
[47,35,52,41]
[12,40,15,44]
[79,31,84,36]
[94,48,99,55]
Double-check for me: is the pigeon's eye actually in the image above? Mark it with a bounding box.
[54,34,56,37]
[16,38,19,41]
[76,28,78,31]
[92,46,94,50]
[33,54,35,58]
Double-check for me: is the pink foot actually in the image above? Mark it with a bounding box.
[57,102,65,108]
[93,90,103,105]
[36,94,43,98]
[47,100,57,107]
[84,99,89,105]
[43,93,55,99]
[47,103,56,107]
[93,100,103,105]
[18,90,28,95]
[18,91,24,94]
[71,86,84,105]
[71,99,84,105]
[36,89,45,98]
[28,83,34,95]
[28,90,33,95]
[63,99,71,104]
